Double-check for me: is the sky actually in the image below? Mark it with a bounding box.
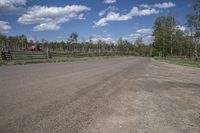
[0,0,195,44]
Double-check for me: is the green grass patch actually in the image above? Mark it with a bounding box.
[0,56,119,66]
[154,56,200,68]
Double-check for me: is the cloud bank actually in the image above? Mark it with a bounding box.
[18,5,90,31]
[140,2,176,9]
[95,2,176,27]
[94,7,159,27]
[136,28,153,34]
[0,0,26,14]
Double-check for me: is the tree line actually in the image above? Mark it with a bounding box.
[152,0,200,59]
[0,32,150,56]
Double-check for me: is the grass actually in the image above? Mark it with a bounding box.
[154,56,200,68]
[0,56,120,66]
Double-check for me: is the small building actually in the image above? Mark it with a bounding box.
[24,44,42,51]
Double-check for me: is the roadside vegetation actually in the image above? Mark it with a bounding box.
[0,56,120,66]
[152,0,200,67]
[154,57,200,68]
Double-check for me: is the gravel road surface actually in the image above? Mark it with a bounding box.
[0,57,200,133]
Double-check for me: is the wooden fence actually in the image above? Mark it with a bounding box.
[1,51,117,61]
[1,51,48,61]
[50,51,116,57]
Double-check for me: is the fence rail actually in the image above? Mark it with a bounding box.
[1,51,118,61]
[51,51,116,57]
[1,51,48,61]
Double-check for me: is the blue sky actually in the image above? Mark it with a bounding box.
[0,0,195,43]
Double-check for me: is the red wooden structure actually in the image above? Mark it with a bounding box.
[24,44,42,51]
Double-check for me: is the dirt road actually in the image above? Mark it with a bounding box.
[0,57,200,133]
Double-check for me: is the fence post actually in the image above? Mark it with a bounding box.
[46,47,49,59]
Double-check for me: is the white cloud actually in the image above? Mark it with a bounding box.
[87,35,116,44]
[128,33,141,38]
[140,2,176,9]
[94,7,159,27]
[27,36,34,42]
[140,4,151,9]
[136,28,153,34]
[98,6,118,16]
[123,27,154,44]
[124,34,153,45]
[33,23,60,31]
[0,0,26,14]
[18,5,90,31]
[154,2,176,9]
[122,33,142,43]
[0,21,11,33]
[104,0,117,4]
[0,0,26,6]
[176,25,186,31]
[143,35,154,44]
[99,10,106,17]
